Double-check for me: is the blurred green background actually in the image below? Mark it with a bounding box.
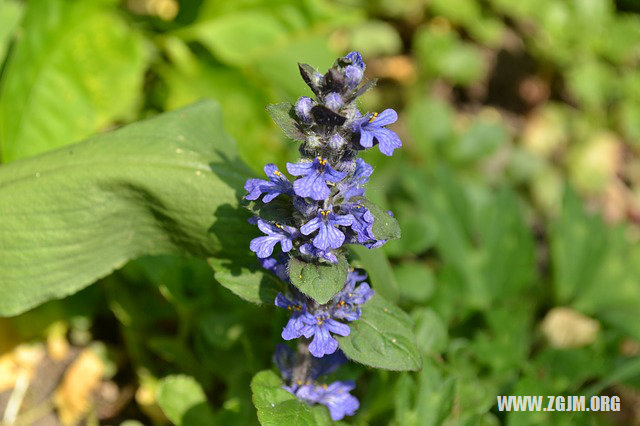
[1,0,640,424]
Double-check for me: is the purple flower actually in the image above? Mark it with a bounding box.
[260,256,289,282]
[343,202,375,244]
[296,96,314,123]
[331,270,373,321]
[244,164,293,203]
[296,381,359,421]
[274,345,357,420]
[300,310,350,357]
[250,220,298,258]
[287,157,347,201]
[353,109,402,156]
[300,243,338,264]
[300,207,354,250]
[273,344,296,383]
[338,158,373,201]
[275,293,308,340]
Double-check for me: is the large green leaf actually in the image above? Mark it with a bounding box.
[251,370,332,426]
[0,0,23,66]
[337,294,421,371]
[208,258,285,305]
[349,245,399,302]
[156,375,217,426]
[0,0,147,162]
[0,100,252,316]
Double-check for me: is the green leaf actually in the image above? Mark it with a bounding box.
[243,196,296,225]
[289,256,348,304]
[353,197,401,241]
[337,294,421,371]
[0,0,23,66]
[349,245,399,302]
[251,370,332,426]
[550,189,607,303]
[0,0,147,162]
[480,190,536,301]
[0,100,252,316]
[157,375,216,426]
[208,258,285,305]
[266,103,305,141]
[182,11,287,67]
[393,262,435,304]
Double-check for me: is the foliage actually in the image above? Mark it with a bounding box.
[0,0,639,424]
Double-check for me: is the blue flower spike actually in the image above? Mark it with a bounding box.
[244,51,402,421]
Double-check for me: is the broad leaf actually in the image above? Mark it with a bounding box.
[0,100,252,316]
[266,103,305,141]
[156,375,216,426]
[0,0,23,66]
[349,245,399,302]
[251,370,332,426]
[0,0,147,162]
[337,294,421,371]
[289,256,348,304]
[353,197,401,241]
[243,196,296,226]
[208,258,285,305]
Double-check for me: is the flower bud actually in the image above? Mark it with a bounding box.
[344,65,363,90]
[324,92,344,112]
[295,96,314,123]
[329,133,346,150]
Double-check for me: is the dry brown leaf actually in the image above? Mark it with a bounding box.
[54,349,104,426]
[541,307,600,348]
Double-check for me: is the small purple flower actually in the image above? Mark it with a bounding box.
[338,158,373,201]
[260,256,289,282]
[275,293,308,340]
[300,310,350,357]
[296,96,314,123]
[324,92,343,112]
[273,343,296,383]
[296,381,359,421]
[331,270,374,321]
[300,243,338,264]
[300,207,354,250]
[287,157,347,201]
[245,164,293,203]
[250,220,298,258]
[353,109,402,156]
[343,202,375,243]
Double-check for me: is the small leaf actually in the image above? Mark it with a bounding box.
[353,197,401,241]
[310,105,346,127]
[289,256,348,304]
[243,196,296,225]
[298,63,322,95]
[208,258,285,305]
[156,375,216,426]
[266,103,305,141]
[251,370,332,426]
[337,294,421,371]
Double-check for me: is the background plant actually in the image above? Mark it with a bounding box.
[1,0,640,425]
